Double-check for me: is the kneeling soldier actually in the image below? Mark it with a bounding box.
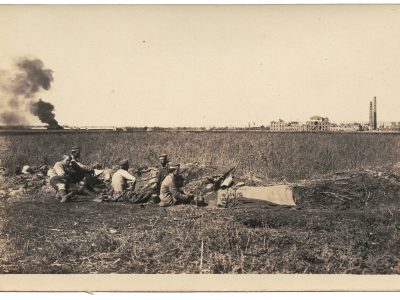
[110,159,136,201]
[159,164,194,207]
[69,146,96,187]
[48,155,74,203]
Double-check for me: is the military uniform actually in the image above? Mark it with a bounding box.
[107,159,136,201]
[159,173,192,207]
[69,156,93,183]
[157,165,169,191]
[48,160,70,191]
[111,168,136,194]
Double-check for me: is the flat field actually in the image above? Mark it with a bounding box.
[0,131,399,274]
[2,131,400,179]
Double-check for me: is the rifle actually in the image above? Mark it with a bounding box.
[214,160,240,190]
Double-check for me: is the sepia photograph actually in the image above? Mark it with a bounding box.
[0,4,400,291]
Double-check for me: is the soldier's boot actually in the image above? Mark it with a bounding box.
[148,194,159,204]
[186,194,195,205]
[58,189,68,202]
[193,195,207,207]
[60,189,78,203]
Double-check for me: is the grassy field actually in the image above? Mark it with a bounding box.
[1,131,400,180]
[0,131,400,274]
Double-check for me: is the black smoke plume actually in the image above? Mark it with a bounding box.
[12,58,53,98]
[30,99,62,129]
[0,57,61,127]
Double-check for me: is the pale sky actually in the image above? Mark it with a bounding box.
[1,5,400,127]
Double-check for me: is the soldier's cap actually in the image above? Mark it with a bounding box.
[159,154,168,159]
[38,163,47,170]
[71,146,81,152]
[119,159,129,167]
[169,163,180,171]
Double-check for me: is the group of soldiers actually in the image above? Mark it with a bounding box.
[37,146,202,207]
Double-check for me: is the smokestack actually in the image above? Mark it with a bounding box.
[373,96,377,130]
[369,101,373,128]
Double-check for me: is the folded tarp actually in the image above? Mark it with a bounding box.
[217,185,296,207]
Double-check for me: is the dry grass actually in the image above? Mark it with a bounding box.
[1,131,400,180]
[0,189,399,274]
[0,131,400,274]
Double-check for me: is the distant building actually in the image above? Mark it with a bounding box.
[329,123,353,132]
[271,116,330,131]
[305,116,330,131]
[270,119,286,131]
[379,122,400,131]
[390,122,400,131]
[267,116,384,132]
[285,121,305,131]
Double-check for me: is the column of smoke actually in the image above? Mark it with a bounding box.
[0,58,62,129]
[30,99,61,128]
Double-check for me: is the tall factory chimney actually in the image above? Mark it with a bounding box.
[369,101,373,128]
[373,96,377,130]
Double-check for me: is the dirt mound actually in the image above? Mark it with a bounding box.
[232,168,400,229]
[0,173,50,202]
[180,163,222,193]
[294,169,400,209]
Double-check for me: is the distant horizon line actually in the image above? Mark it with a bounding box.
[2,120,400,128]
